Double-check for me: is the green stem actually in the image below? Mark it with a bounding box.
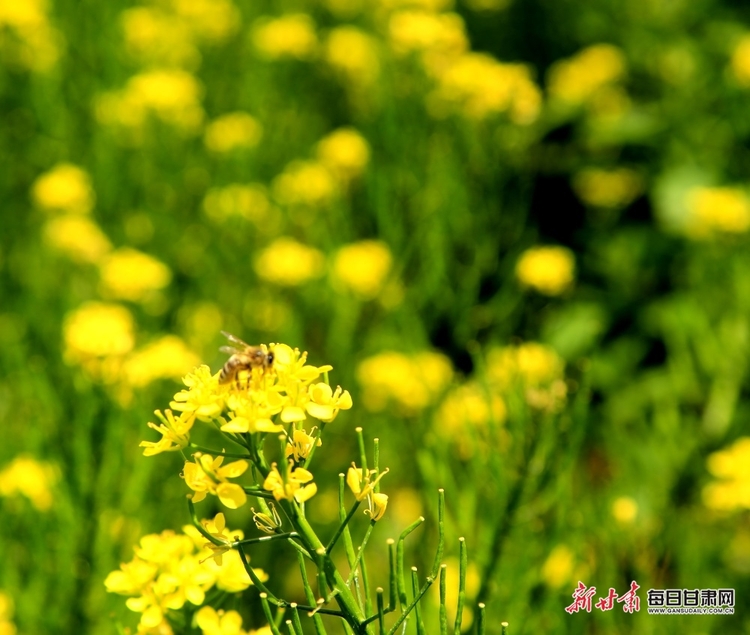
[327,500,361,553]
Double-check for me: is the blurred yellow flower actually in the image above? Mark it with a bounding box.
[612,496,638,524]
[204,112,263,153]
[254,237,324,286]
[171,0,240,43]
[486,342,564,389]
[205,549,268,594]
[388,10,467,60]
[332,240,392,299]
[542,545,575,588]
[547,44,626,104]
[428,52,541,123]
[357,350,453,412]
[378,0,454,12]
[251,14,317,60]
[0,0,60,72]
[202,183,274,225]
[123,336,200,388]
[43,215,112,263]
[0,455,58,511]
[465,0,510,10]
[121,6,198,68]
[195,606,248,635]
[324,27,380,87]
[515,246,575,295]
[703,437,750,511]
[106,527,264,633]
[436,382,506,458]
[573,168,642,208]
[317,128,371,182]
[0,590,15,635]
[685,186,750,238]
[99,248,172,302]
[96,70,204,136]
[64,302,135,363]
[731,35,750,86]
[272,160,337,208]
[32,163,95,214]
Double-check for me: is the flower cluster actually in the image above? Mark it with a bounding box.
[105,523,267,634]
[142,343,352,510]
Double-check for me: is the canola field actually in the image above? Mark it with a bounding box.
[1,0,750,633]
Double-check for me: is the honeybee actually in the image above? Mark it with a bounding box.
[219,331,274,385]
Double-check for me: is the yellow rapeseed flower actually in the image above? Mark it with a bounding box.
[428,52,541,123]
[263,462,317,503]
[515,246,575,295]
[573,168,643,208]
[254,237,325,286]
[317,128,371,182]
[63,302,135,363]
[183,453,249,509]
[547,44,626,104]
[356,350,453,412]
[286,428,322,463]
[170,365,226,421]
[42,215,112,264]
[332,240,392,299]
[0,455,58,511]
[99,248,172,302]
[731,35,750,86]
[685,186,750,238]
[703,437,750,510]
[204,112,263,153]
[272,160,337,208]
[106,527,264,633]
[195,606,248,635]
[324,27,380,87]
[251,14,317,60]
[32,163,95,214]
[140,409,196,456]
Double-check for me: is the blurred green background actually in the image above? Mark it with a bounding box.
[1,0,750,633]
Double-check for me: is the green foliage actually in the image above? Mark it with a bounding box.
[1,0,750,633]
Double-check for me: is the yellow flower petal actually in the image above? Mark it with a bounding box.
[217,483,247,509]
[294,482,317,503]
[281,406,306,422]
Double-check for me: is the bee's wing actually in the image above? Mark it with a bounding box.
[221,331,251,348]
[219,346,241,355]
